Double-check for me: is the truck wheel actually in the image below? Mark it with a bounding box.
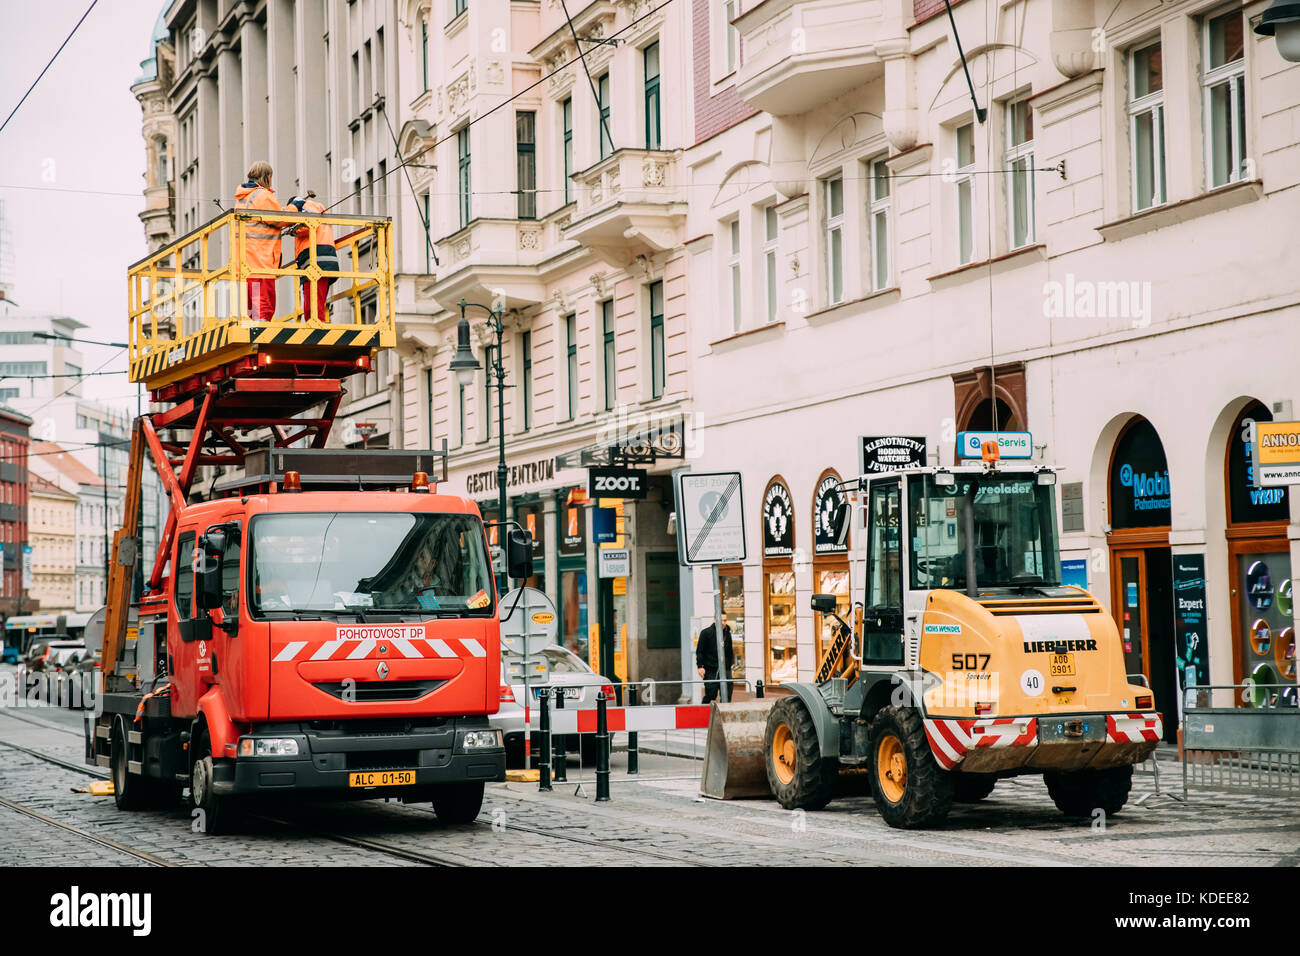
[189,730,233,835]
[764,697,837,811]
[110,719,147,811]
[867,706,955,829]
[1044,765,1133,818]
[432,782,485,824]
[954,774,997,803]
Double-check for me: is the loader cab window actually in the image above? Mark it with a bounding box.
[863,479,904,665]
[174,531,196,619]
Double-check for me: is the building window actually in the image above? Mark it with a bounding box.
[565,314,578,420]
[728,218,742,332]
[644,42,661,150]
[649,280,665,399]
[423,192,432,272]
[724,1,739,75]
[955,122,976,264]
[1204,8,1247,189]
[763,205,778,323]
[1005,97,1035,249]
[1129,40,1166,211]
[597,73,612,160]
[823,175,844,305]
[602,299,616,410]
[457,127,472,229]
[562,97,573,205]
[867,159,891,291]
[454,0,466,17]
[516,111,537,220]
[422,20,429,92]
[521,331,533,429]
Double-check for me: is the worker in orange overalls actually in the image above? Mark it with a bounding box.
[233,162,285,321]
[285,190,339,321]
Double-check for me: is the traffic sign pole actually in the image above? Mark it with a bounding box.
[712,564,729,704]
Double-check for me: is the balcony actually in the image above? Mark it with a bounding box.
[562,149,686,269]
[734,0,891,115]
[423,218,552,314]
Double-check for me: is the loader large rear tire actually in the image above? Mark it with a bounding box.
[1044,765,1133,818]
[867,706,954,829]
[764,697,837,811]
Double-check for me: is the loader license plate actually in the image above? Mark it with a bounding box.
[1049,653,1075,677]
[348,770,415,788]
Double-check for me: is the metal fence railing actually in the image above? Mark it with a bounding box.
[1182,683,1300,797]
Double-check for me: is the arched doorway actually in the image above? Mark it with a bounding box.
[1107,416,1178,740]
[1224,401,1296,705]
[964,398,1020,432]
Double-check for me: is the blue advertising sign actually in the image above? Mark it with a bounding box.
[956,431,1033,459]
[592,507,617,544]
[1061,558,1088,590]
[1173,553,1209,705]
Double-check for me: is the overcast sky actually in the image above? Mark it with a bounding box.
[0,0,164,410]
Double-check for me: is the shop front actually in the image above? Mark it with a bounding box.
[1107,417,1178,740]
[762,476,798,685]
[1225,402,1297,706]
[812,469,851,667]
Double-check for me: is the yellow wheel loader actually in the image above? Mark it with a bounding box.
[706,449,1162,828]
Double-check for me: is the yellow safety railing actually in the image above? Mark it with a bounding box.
[127,209,397,389]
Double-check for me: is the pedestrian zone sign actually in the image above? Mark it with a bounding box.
[675,472,746,565]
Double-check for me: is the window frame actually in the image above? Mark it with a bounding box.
[521,330,533,430]
[1004,96,1035,250]
[565,313,579,420]
[562,97,574,205]
[649,281,665,399]
[457,126,472,229]
[724,0,739,76]
[597,72,612,160]
[954,121,976,265]
[867,157,891,292]
[1202,7,1248,190]
[602,299,616,411]
[822,175,845,306]
[1127,38,1167,212]
[516,110,537,220]
[643,41,661,150]
[727,217,742,332]
[763,204,779,323]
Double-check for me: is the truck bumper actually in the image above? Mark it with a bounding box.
[217,717,506,797]
[925,711,1162,774]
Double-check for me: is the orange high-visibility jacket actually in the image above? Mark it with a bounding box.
[285,197,340,271]
[233,182,285,273]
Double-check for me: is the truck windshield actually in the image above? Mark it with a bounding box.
[908,473,1061,591]
[249,512,493,615]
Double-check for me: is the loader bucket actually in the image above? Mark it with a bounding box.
[699,699,778,799]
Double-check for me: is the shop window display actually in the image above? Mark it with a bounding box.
[766,570,797,683]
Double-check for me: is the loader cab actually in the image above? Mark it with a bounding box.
[854,462,1067,669]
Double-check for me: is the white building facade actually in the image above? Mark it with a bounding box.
[680,0,1300,726]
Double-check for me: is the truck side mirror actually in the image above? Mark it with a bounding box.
[196,532,226,611]
[507,527,534,581]
[810,593,838,613]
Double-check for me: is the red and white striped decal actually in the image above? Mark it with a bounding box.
[970,716,1037,749]
[271,635,486,663]
[923,718,975,769]
[549,705,712,735]
[1107,712,1162,743]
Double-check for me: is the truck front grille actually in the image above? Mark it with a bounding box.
[312,679,446,702]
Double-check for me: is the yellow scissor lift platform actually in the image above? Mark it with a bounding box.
[128,208,397,399]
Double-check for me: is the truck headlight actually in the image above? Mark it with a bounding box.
[238,737,300,757]
[461,730,502,750]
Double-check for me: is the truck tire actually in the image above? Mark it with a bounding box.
[867,706,955,829]
[110,719,148,811]
[1044,765,1133,818]
[954,774,997,803]
[764,697,838,811]
[189,729,233,835]
[432,782,485,824]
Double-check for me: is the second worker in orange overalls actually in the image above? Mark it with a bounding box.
[285,190,340,321]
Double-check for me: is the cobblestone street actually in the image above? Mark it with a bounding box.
[2,706,1296,868]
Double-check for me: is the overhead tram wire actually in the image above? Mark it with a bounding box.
[560,0,617,162]
[375,95,440,267]
[0,0,99,137]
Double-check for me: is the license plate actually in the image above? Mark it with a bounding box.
[535,686,581,700]
[1049,653,1075,677]
[348,770,415,788]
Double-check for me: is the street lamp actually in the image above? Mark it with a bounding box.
[448,298,509,592]
[1255,0,1300,62]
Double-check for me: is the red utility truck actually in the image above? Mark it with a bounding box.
[90,209,523,833]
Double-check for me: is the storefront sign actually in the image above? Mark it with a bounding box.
[957,431,1033,459]
[592,507,617,544]
[465,458,556,496]
[860,435,926,474]
[587,466,648,499]
[1110,419,1171,528]
[1173,554,1209,704]
[1250,420,1300,488]
[762,479,795,559]
[559,502,587,555]
[1229,406,1288,521]
[516,505,545,560]
[21,545,32,590]
[598,548,630,579]
[813,473,849,555]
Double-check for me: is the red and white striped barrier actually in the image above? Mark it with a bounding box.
[548,704,712,735]
[1107,712,1162,743]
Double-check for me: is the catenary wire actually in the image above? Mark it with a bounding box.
[0,0,99,137]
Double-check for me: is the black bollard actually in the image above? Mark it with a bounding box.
[538,687,552,792]
[595,691,611,802]
[756,679,764,700]
[627,689,638,775]
[553,689,568,782]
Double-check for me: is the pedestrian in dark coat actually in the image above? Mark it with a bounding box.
[696,613,735,704]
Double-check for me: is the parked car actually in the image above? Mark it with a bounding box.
[20,640,86,702]
[493,644,616,769]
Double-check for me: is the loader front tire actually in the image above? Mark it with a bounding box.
[1044,765,1133,818]
[764,697,837,811]
[867,706,954,829]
